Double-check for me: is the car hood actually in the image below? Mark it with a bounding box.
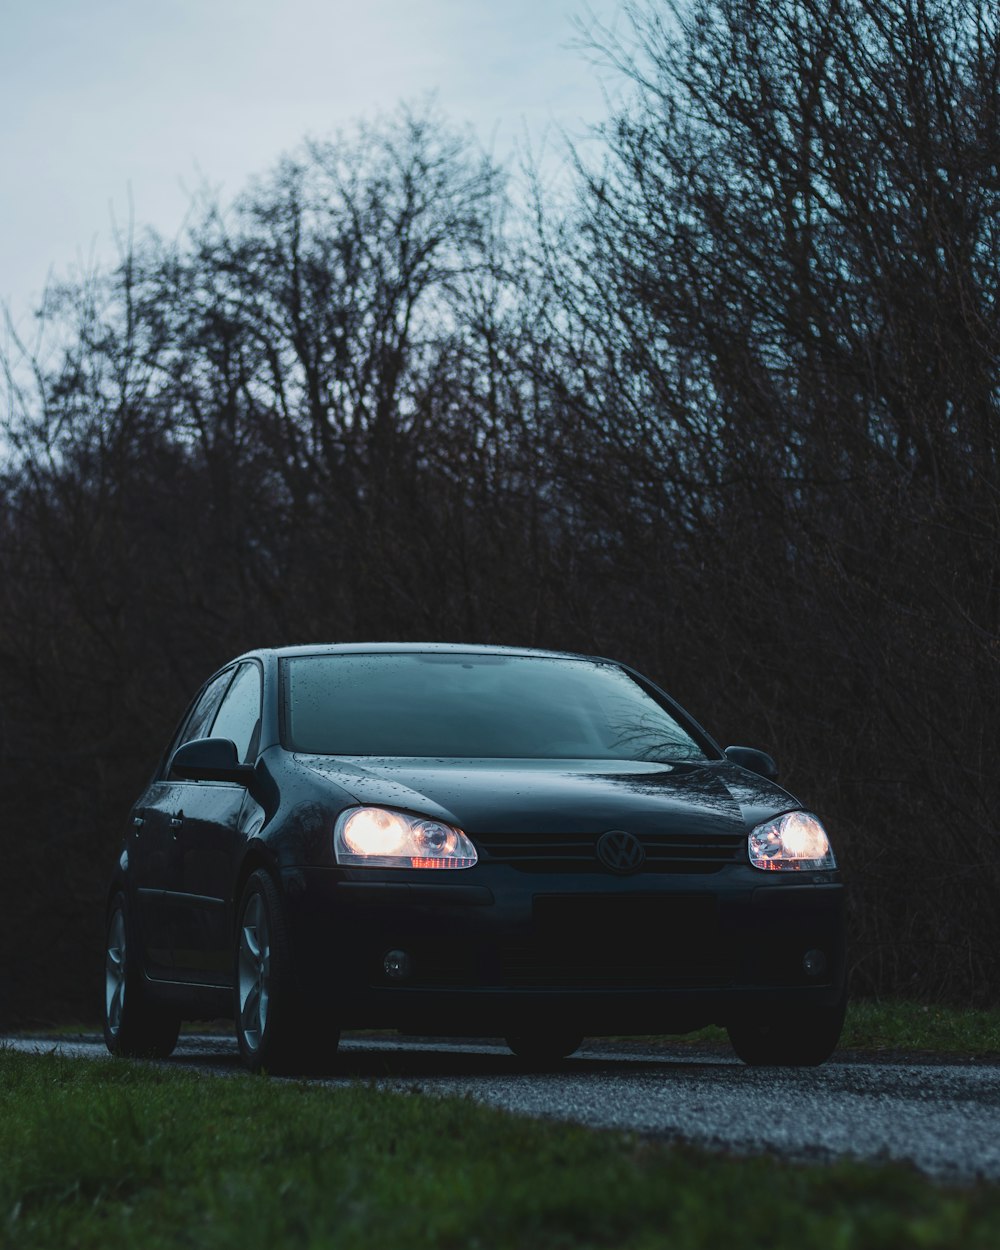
[294,755,798,838]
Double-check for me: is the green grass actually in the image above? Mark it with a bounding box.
[631,1000,1000,1056]
[31,999,1000,1059]
[3,1049,1000,1249]
[27,999,1000,1058]
[839,1001,1000,1055]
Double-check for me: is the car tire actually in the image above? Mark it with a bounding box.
[504,1031,583,1065]
[726,992,846,1067]
[234,869,340,1075]
[103,894,181,1058]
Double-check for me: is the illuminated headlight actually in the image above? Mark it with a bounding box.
[748,811,836,871]
[334,807,478,869]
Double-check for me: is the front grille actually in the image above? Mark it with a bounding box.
[474,829,745,874]
[499,948,734,989]
[505,893,735,988]
[392,894,737,990]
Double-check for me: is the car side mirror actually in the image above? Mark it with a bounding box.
[171,737,255,784]
[724,745,779,782]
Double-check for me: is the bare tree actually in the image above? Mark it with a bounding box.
[537,0,1000,998]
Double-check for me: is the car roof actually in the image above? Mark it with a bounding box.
[237,641,606,663]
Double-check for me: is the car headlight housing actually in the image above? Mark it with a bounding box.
[334,807,478,869]
[748,811,836,871]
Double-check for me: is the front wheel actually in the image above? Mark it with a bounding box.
[234,870,340,1074]
[103,894,180,1058]
[726,993,846,1067]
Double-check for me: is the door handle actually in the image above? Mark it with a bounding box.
[132,815,145,834]
[169,817,184,833]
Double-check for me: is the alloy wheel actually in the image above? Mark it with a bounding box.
[105,908,127,1038]
[237,893,271,1051]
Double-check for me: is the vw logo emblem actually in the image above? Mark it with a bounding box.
[596,829,645,875]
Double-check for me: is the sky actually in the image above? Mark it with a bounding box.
[1,0,624,338]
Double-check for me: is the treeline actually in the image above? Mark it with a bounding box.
[2,0,998,1024]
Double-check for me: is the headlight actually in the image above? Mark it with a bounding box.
[748,811,836,871]
[334,807,478,869]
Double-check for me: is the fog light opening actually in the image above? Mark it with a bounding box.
[383,950,412,981]
[802,948,827,978]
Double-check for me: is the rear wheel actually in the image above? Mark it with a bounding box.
[234,869,340,1074]
[505,1031,583,1065]
[103,894,180,1058]
[727,993,846,1067]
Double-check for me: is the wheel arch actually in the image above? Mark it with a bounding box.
[105,855,128,917]
[232,841,281,934]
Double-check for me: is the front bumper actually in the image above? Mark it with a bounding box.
[281,864,846,1034]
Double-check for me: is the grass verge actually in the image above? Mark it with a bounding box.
[839,1001,1000,1055]
[655,1000,1000,1056]
[3,1048,1000,1249]
[25,1000,1000,1058]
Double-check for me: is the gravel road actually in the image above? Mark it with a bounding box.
[7,1034,1000,1184]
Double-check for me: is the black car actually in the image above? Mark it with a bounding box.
[103,643,846,1072]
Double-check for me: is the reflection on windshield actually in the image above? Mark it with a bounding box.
[283,653,708,762]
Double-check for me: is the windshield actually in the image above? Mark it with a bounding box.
[281,652,709,762]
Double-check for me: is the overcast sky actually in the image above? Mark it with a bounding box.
[1,0,624,335]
